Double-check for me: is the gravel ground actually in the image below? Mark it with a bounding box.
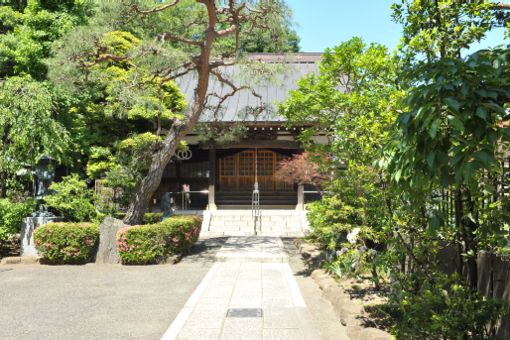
[0,237,226,340]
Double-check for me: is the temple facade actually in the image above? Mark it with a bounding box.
[152,53,324,211]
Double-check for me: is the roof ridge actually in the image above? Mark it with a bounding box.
[247,52,322,63]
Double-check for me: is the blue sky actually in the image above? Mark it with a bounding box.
[286,0,507,53]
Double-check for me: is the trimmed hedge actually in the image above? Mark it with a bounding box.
[117,215,202,265]
[143,212,163,224]
[34,223,99,264]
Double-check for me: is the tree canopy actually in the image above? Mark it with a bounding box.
[0,76,70,196]
[280,37,402,166]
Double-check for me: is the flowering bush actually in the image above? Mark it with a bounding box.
[33,222,99,264]
[117,215,202,265]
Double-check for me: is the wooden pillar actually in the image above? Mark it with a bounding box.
[296,184,304,210]
[208,145,217,210]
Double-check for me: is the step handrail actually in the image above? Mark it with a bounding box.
[252,182,261,235]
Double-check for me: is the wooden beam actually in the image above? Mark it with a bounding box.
[203,140,300,150]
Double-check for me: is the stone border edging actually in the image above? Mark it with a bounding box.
[1,256,40,265]
[294,239,392,340]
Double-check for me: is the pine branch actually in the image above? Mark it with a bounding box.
[158,32,203,47]
[495,2,510,10]
[131,0,181,15]
[207,69,263,116]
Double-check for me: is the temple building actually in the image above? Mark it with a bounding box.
[152,53,324,212]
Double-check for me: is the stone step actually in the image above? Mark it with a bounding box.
[200,231,305,238]
[203,209,307,237]
[209,225,302,230]
[208,223,303,230]
[209,216,301,222]
[209,209,304,216]
[214,236,290,263]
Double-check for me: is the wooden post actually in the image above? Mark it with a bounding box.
[296,184,304,210]
[208,145,217,210]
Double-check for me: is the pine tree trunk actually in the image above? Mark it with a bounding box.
[123,95,208,226]
[123,130,182,225]
[123,1,218,225]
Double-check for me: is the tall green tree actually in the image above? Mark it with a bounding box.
[380,1,510,337]
[0,0,94,197]
[50,0,293,224]
[280,37,401,165]
[280,37,402,289]
[0,0,93,79]
[0,76,71,197]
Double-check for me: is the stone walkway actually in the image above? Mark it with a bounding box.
[162,237,324,339]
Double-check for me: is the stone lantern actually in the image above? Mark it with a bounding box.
[20,156,62,257]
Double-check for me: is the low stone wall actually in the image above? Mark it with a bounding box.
[295,240,392,340]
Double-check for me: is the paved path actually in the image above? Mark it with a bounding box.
[215,236,289,263]
[163,237,344,340]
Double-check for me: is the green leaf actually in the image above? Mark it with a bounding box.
[473,150,495,164]
[394,169,402,183]
[483,102,506,115]
[444,97,461,112]
[502,127,510,139]
[447,115,465,131]
[429,119,440,138]
[476,107,487,120]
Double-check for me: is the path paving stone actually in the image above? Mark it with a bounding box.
[215,236,289,263]
[162,236,324,340]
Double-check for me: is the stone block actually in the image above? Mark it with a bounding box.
[1,257,21,265]
[349,327,392,340]
[95,216,124,264]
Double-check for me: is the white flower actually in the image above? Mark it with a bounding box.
[346,227,361,244]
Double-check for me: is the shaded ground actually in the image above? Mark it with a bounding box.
[282,238,348,340]
[0,237,226,340]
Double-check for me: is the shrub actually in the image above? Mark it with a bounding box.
[143,212,163,224]
[33,222,99,264]
[44,174,97,222]
[0,199,36,242]
[392,277,507,339]
[117,215,201,265]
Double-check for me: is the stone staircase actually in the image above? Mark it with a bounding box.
[216,191,297,207]
[200,209,309,237]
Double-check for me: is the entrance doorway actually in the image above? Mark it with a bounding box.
[218,149,294,192]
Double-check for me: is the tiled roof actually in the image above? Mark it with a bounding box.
[177,53,321,123]
[247,52,323,63]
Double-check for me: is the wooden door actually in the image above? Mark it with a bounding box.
[218,150,295,192]
[238,150,255,190]
[219,154,237,191]
[257,150,275,190]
